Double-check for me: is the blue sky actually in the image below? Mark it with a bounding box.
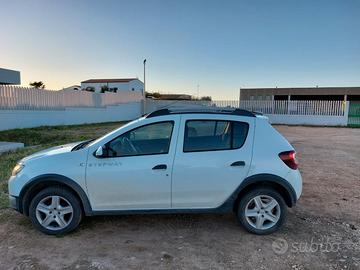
[1,0,359,99]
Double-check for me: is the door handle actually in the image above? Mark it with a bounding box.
[230,161,246,167]
[152,164,167,170]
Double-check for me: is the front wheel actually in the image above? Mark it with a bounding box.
[29,187,82,235]
[236,188,287,235]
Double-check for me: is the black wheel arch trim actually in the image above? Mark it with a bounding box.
[18,174,92,216]
[217,173,298,212]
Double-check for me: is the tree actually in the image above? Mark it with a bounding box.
[146,91,161,98]
[200,96,212,101]
[101,85,109,93]
[29,81,45,89]
[83,87,95,92]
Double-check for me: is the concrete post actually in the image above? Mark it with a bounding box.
[344,101,350,126]
[287,95,291,114]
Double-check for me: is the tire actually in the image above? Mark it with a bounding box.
[236,187,287,235]
[29,187,82,235]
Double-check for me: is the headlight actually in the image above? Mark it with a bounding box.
[12,163,24,176]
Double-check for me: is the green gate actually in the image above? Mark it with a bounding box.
[348,102,360,127]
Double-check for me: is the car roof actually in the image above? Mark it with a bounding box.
[145,108,260,118]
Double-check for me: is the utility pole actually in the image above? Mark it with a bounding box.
[197,84,200,99]
[143,59,146,114]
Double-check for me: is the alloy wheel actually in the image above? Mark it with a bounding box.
[35,195,74,231]
[244,195,281,230]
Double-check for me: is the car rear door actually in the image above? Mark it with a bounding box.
[171,114,254,209]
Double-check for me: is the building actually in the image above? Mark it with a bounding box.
[81,78,144,93]
[0,68,21,85]
[159,94,192,100]
[240,86,360,102]
[62,85,81,91]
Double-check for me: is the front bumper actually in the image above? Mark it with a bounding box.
[9,195,21,212]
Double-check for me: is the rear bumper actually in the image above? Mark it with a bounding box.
[284,169,302,201]
[9,195,21,213]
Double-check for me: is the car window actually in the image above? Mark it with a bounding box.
[184,120,248,152]
[232,121,249,148]
[106,121,174,157]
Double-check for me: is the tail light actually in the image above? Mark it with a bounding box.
[279,150,298,170]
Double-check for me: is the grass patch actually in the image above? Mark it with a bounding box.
[0,191,9,209]
[0,121,124,146]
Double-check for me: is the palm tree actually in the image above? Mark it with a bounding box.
[29,81,45,89]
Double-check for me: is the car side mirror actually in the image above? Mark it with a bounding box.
[95,145,104,157]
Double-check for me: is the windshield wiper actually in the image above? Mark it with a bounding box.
[71,139,95,151]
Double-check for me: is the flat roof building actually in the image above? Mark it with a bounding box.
[81,78,143,93]
[0,68,21,85]
[240,86,360,102]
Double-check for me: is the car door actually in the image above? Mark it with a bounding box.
[86,116,180,211]
[171,114,254,209]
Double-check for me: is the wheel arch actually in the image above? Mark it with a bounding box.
[19,174,92,216]
[219,173,297,213]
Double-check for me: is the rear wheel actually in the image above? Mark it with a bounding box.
[236,188,287,235]
[29,187,82,235]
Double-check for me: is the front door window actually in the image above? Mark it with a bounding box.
[106,121,174,157]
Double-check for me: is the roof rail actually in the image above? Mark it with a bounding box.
[146,107,256,118]
[146,109,170,118]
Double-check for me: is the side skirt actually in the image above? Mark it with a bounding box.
[89,207,233,216]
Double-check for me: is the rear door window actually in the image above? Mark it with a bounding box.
[183,120,249,152]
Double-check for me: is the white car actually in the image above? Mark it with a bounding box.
[9,108,302,235]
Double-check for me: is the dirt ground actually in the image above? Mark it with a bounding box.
[0,126,359,270]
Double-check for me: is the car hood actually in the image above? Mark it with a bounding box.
[20,142,82,163]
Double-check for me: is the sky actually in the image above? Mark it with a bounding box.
[1,0,359,99]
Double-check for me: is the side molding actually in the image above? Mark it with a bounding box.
[19,174,93,215]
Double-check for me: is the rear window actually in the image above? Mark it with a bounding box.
[183,120,249,152]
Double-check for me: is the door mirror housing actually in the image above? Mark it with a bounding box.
[95,145,104,157]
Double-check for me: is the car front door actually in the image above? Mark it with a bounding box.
[86,116,180,211]
[171,114,254,209]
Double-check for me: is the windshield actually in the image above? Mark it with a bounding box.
[87,118,143,148]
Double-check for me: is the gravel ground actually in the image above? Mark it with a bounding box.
[0,125,359,270]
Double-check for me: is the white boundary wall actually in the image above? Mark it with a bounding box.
[266,114,348,126]
[0,98,350,131]
[0,85,142,109]
[0,102,141,131]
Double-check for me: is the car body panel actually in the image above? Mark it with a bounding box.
[248,117,302,198]
[171,114,255,208]
[85,115,181,210]
[8,145,88,198]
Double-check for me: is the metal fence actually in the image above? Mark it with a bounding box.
[211,100,346,116]
[0,85,143,110]
[348,102,360,126]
